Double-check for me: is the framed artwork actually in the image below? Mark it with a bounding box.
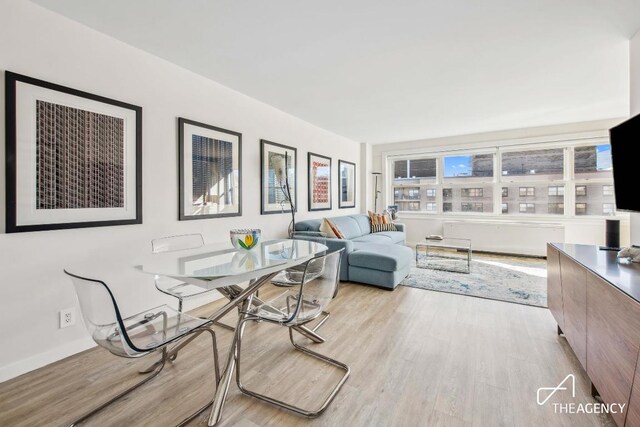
[308,152,332,211]
[260,139,297,215]
[178,118,242,220]
[338,160,356,208]
[5,71,142,233]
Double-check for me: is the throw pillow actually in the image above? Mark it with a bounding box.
[320,218,345,239]
[368,211,397,233]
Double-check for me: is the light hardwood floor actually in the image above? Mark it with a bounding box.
[0,283,615,427]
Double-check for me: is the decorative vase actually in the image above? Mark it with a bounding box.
[230,229,261,251]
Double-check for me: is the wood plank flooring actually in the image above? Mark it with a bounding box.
[0,283,615,426]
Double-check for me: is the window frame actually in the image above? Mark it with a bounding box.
[384,136,622,220]
[519,203,535,214]
[519,187,535,197]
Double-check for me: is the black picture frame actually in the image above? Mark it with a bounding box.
[307,152,332,211]
[178,117,242,220]
[338,159,356,209]
[260,139,297,215]
[5,71,143,233]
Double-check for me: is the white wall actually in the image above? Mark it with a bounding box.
[372,120,630,250]
[359,143,374,212]
[632,30,640,116]
[0,0,361,381]
[629,30,640,244]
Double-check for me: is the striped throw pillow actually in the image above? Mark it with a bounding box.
[368,211,397,233]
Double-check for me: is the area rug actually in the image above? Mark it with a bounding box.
[400,253,547,307]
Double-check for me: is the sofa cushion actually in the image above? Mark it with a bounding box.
[330,216,363,240]
[349,264,410,289]
[351,231,404,245]
[349,244,412,272]
[296,214,375,238]
[351,234,393,244]
[352,214,372,235]
[295,219,323,232]
[373,231,405,244]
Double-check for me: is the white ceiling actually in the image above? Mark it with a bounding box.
[32,0,640,143]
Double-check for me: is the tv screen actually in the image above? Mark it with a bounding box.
[610,113,640,212]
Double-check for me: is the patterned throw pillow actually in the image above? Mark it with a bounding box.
[368,211,397,233]
[320,218,345,239]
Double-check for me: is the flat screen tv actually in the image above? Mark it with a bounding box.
[610,113,640,212]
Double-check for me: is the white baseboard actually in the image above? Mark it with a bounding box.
[0,337,96,383]
[0,292,225,383]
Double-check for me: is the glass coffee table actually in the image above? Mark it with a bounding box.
[416,237,472,273]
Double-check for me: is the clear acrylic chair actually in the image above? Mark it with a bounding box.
[151,234,209,312]
[64,269,220,427]
[151,234,235,332]
[272,235,333,337]
[234,249,350,417]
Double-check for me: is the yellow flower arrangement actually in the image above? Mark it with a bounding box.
[232,229,260,250]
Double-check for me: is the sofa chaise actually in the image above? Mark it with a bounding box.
[294,214,412,289]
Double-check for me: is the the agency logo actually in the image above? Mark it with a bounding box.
[537,374,575,405]
[537,374,626,415]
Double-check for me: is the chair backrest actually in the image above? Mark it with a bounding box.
[64,270,149,358]
[151,234,204,254]
[286,248,343,324]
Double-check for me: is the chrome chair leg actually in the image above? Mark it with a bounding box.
[213,320,235,331]
[305,311,331,333]
[234,318,350,418]
[69,349,167,427]
[251,293,325,343]
[70,326,220,427]
[175,328,221,427]
[293,324,326,343]
[138,356,164,374]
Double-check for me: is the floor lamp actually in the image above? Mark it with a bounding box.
[372,172,382,212]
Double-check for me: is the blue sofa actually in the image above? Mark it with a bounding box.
[294,214,412,289]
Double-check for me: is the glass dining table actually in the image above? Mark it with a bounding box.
[135,238,328,426]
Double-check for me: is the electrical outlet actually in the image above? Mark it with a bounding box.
[60,308,76,329]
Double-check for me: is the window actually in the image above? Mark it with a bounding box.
[548,186,565,197]
[393,158,436,179]
[548,203,564,214]
[519,187,535,197]
[572,184,615,216]
[388,142,615,217]
[461,202,483,212]
[502,148,564,177]
[519,203,535,214]
[408,158,437,179]
[405,201,420,211]
[393,160,407,179]
[444,185,494,213]
[444,154,493,178]
[394,187,420,201]
[461,188,483,197]
[575,144,612,175]
[603,203,615,215]
[394,187,421,212]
